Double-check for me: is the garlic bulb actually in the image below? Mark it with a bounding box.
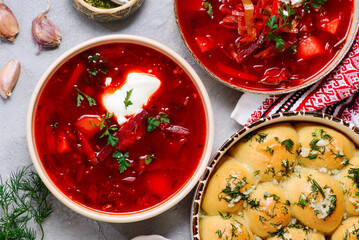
[0,0,19,41]
[32,0,61,52]
[0,59,21,99]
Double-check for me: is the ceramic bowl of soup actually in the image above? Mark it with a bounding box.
[27,34,214,223]
[191,111,359,239]
[175,0,359,94]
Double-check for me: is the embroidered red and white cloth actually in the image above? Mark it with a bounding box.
[231,34,359,126]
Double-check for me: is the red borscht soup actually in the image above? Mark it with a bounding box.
[34,43,207,213]
[176,0,353,91]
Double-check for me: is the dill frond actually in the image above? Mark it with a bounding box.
[0,166,53,240]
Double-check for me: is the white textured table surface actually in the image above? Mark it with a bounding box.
[0,0,243,239]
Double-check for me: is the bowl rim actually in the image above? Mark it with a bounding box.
[190,111,359,239]
[75,0,139,13]
[174,0,359,95]
[26,34,215,223]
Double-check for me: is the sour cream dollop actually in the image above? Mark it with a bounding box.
[102,72,161,125]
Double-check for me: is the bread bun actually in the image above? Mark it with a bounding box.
[295,123,355,170]
[332,217,359,240]
[202,155,255,215]
[244,183,291,238]
[340,156,359,216]
[285,168,344,233]
[229,123,298,182]
[200,215,254,240]
[267,226,325,240]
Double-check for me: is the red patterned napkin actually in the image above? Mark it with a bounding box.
[231,34,359,126]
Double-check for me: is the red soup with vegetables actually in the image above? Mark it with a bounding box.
[34,43,207,213]
[176,0,353,91]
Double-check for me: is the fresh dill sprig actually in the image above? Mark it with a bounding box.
[0,166,53,240]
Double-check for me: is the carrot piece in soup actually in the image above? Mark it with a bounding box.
[216,62,258,81]
[75,115,102,139]
[63,63,85,98]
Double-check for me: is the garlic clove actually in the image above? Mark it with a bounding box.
[32,0,61,52]
[0,1,19,42]
[0,59,21,99]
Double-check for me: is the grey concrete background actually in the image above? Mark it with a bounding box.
[0,0,243,239]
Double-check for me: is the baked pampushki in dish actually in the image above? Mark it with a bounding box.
[228,123,299,182]
[200,123,359,239]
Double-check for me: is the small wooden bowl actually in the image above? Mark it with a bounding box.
[72,0,144,22]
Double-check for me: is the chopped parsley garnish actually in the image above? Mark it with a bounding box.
[309,138,320,151]
[88,54,99,62]
[288,44,297,54]
[308,154,318,160]
[330,149,345,159]
[75,87,97,107]
[147,113,170,132]
[279,160,293,177]
[274,137,280,143]
[308,177,325,198]
[86,53,110,76]
[265,146,274,156]
[313,128,333,141]
[216,229,225,238]
[247,198,260,208]
[242,132,255,142]
[269,229,288,239]
[344,230,350,240]
[306,128,346,162]
[281,139,294,153]
[50,122,58,132]
[230,222,240,238]
[265,4,296,49]
[91,111,118,147]
[347,227,359,240]
[145,155,157,165]
[264,167,276,176]
[113,151,130,173]
[124,89,133,109]
[342,157,350,166]
[203,0,213,18]
[263,192,280,201]
[219,175,257,208]
[348,168,359,189]
[303,0,328,12]
[256,133,268,143]
[88,69,97,76]
[219,211,232,220]
[297,199,309,208]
